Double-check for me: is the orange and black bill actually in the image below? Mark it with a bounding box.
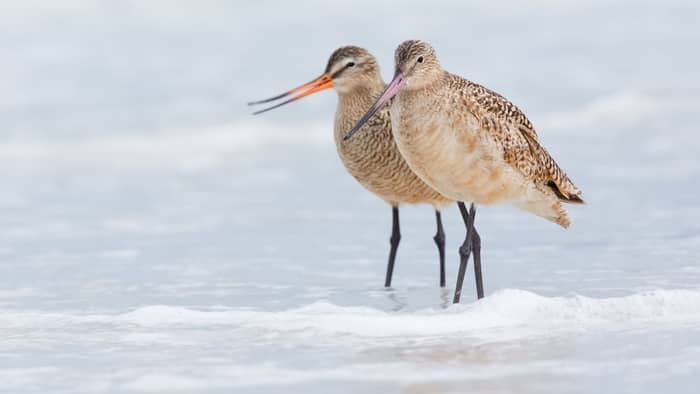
[248,73,333,115]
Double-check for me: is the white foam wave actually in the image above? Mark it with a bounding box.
[2,289,699,340]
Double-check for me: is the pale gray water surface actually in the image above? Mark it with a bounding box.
[1,1,700,393]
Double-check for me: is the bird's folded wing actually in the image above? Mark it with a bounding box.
[466,80,583,203]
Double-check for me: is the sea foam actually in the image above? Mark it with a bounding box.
[2,289,699,341]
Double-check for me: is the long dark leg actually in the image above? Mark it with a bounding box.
[472,224,484,299]
[384,206,401,287]
[453,202,474,303]
[433,209,446,287]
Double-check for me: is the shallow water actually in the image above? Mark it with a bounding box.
[1,1,700,393]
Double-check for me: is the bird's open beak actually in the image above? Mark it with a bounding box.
[343,69,405,141]
[248,73,334,115]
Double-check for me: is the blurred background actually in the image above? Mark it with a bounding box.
[1,1,699,393]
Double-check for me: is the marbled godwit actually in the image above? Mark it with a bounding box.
[345,40,584,303]
[248,46,453,288]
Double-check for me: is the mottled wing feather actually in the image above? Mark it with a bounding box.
[518,124,584,203]
[465,80,583,203]
[469,83,539,140]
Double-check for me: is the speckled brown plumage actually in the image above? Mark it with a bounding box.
[461,78,583,203]
[249,45,453,288]
[388,40,583,227]
[329,46,451,208]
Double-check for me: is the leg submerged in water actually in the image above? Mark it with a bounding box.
[453,202,473,303]
[472,223,484,299]
[453,202,483,303]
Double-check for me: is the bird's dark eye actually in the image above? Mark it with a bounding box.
[417,56,424,63]
[346,62,356,68]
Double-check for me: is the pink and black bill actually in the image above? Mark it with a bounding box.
[343,70,405,140]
